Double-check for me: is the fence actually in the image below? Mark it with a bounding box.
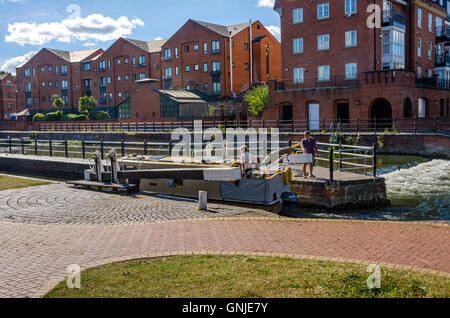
[37,117,450,135]
[0,137,378,179]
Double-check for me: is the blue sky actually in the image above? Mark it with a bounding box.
[0,0,279,73]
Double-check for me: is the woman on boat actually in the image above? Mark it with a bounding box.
[240,145,257,177]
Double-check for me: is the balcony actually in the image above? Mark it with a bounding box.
[415,76,450,90]
[274,75,360,91]
[162,75,172,80]
[437,26,450,41]
[211,49,220,55]
[210,71,221,76]
[382,10,406,29]
[162,56,172,62]
[436,54,450,67]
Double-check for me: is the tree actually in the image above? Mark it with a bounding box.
[78,96,98,115]
[244,85,269,117]
[52,94,65,119]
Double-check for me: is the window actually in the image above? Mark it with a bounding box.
[26,98,32,107]
[345,63,357,79]
[117,75,121,81]
[41,82,45,87]
[193,44,199,51]
[117,59,121,65]
[61,65,68,74]
[345,30,357,47]
[345,0,356,15]
[317,3,330,20]
[318,65,330,81]
[194,64,199,71]
[61,80,68,89]
[212,40,220,53]
[107,77,112,84]
[204,83,209,90]
[108,60,111,69]
[164,68,172,78]
[24,69,30,77]
[99,61,106,70]
[175,67,179,76]
[41,67,45,72]
[418,37,422,57]
[118,92,122,98]
[417,66,422,78]
[428,41,433,60]
[55,81,59,88]
[83,63,91,71]
[164,48,171,60]
[7,104,12,110]
[185,65,190,72]
[244,63,249,70]
[418,8,422,28]
[48,66,52,72]
[428,69,433,77]
[139,73,146,80]
[33,68,36,76]
[139,56,146,66]
[25,83,31,92]
[109,93,113,102]
[124,58,129,64]
[124,74,129,81]
[184,45,190,52]
[48,81,53,87]
[428,13,433,32]
[132,57,136,66]
[212,62,220,72]
[317,34,330,50]
[212,82,221,94]
[175,47,179,58]
[203,42,208,54]
[436,17,443,36]
[293,68,304,83]
[404,98,413,118]
[244,43,249,50]
[293,8,303,24]
[203,63,208,72]
[293,38,303,54]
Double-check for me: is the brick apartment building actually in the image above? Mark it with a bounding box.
[0,73,17,119]
[15,38,167,119]
[16,48,104,116]
[265,0,450,129]
[118,19,282,121]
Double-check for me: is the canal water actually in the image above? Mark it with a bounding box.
[290,155,450,223]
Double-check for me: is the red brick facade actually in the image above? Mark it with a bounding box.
[266,0,450,127]
[160,19,281,98]
[0,74,17,119]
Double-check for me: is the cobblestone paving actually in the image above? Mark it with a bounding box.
[0,184,448,298]
[0,184,265,225]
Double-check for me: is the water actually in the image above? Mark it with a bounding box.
[289,155,450,223]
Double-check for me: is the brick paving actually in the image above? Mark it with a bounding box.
[0,184,448,298]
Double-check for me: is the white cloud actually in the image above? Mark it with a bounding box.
[266,25,281,41]
[257,0,275,8]
[0,51,38,74]
[154,36,163,41]
[5,14,144,46]
[82,42,97,47]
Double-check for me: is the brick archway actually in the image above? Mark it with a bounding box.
[370,98,392,129]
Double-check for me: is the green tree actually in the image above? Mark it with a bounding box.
[244,85,269,117]
[78,96,98,115]
[51,94,65,119]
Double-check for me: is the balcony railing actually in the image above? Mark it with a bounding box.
[275,75,360,91]
[382,10,406,28]
[162,56,172,62]
[437,26,450,40]
[211,49,220,55]
[436,54,450,67]
[416,76,450,90]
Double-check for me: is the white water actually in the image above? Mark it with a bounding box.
[384,160,450,198]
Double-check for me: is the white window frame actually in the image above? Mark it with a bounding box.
[345,0,357,15]
[293,68,304,83]
[345,30,357,47]
[345,63,358,80]
[317,3,330,20]
[293,38,303,54]
[293,8,303,24]
[317,34,330,51]
[318,65,330,81]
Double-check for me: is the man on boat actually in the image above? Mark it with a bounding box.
[301,131,319,178]
[240,145,257,177]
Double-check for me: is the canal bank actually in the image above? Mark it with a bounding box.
[1,131,449,159]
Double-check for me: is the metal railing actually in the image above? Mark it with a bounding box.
[36,117,450,135]
[0,138,378,179]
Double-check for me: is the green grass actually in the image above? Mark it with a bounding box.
[0,175,50,191]
[45,255,450,298]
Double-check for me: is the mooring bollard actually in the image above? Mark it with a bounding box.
[198,191,207,211]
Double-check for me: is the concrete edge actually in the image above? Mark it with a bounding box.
[33,250,450,298]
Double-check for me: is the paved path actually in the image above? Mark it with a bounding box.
[0,184,448,298]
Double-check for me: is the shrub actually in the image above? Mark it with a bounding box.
[89,111,111,120]
[75,114,89,121]
[32,113,46,122]
[244,85,269,117]
[45,112,62,122]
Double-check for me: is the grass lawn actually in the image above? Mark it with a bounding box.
[0,175,51,191]
[46,255,450,298]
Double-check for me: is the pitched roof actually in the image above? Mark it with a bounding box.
[158,90,207,104]
[191,20,256,37]
[46,48,102,62]
[0,74,9,80]
[123,38,168,53]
